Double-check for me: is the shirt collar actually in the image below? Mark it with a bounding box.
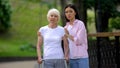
[67,19,78,25]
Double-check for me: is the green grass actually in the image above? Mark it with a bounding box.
[0,39,36,57]
[0,0,49,57]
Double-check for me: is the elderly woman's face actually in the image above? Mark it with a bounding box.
[48,13,59,24]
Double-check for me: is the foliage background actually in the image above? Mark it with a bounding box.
[0,0,48,57]
[0,0,96,57]
[0,0,12,32]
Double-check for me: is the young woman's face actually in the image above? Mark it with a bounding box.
[48,13,59,24]
[65,7,76,20]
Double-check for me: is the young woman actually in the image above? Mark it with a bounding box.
[36,8,69,68]
[64,4,89,68]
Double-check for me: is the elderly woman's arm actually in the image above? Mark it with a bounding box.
[63,32,69,61]
[36,32,43,64]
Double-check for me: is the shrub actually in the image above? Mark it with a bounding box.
[109,17,120,30]
[0,0,12,33]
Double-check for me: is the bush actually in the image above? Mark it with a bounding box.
[0,0,12,33]
[109,17,120,30]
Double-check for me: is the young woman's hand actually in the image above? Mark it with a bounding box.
[64,28,69,37]
[64,28,74,41]
[68,35,74,41]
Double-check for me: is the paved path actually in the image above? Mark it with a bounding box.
[0,60,41,68]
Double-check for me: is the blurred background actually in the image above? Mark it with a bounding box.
[0,0,120,68]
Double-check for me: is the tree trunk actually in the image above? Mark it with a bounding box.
[95,0,110,32]
[95,1,110,67]
[73,0,87,28]
[60,0,67,26]
[101,12,109,32]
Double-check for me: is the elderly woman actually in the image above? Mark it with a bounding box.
[36,8,69,68]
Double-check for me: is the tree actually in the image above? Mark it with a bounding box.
[95,0,119,32]
[73,0,87,27]
[85,0,120,32]
[60,0,67,26]
[91,0,120,32]
[0,0,12,33]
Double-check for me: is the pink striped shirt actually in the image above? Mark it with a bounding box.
[64,19,88,59]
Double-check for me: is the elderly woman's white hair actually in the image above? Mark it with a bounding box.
[47,8,60,21]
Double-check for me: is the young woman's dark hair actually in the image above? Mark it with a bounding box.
[64,4,80,22]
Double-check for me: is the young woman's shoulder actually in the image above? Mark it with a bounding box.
[76,19,84,24]
[76,19,86,29]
